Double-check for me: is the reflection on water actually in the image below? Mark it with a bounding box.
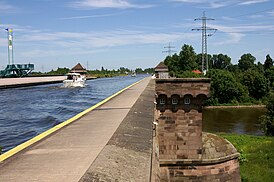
[203,107,266,135]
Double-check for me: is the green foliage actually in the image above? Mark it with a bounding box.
[0,145,2,155]
[135,67,154,74]
[164,54,180,74]
[264,54,273,70]
[220,134,274,182]
[143,68,154,74]
[118,67,131,74]
[178,44,198,71]
[206,69,248,104]
[265,66,274,88]
[196,53,212,69]
[259,115,274,136]
[238,53,256,71]
[47,67,70,75]
[240,69,269,100]
[259,94,274,136]
[211,54,232,69]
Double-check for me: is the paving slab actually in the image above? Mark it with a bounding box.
[0,77,150,182]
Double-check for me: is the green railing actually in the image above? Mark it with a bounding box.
[0,64,34,78]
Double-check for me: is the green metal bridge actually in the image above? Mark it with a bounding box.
[0,64,34,78]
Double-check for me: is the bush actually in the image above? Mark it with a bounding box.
[259,115,274,136]
[259,93,274,136]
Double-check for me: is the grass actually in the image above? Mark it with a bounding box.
[219,134,274,182]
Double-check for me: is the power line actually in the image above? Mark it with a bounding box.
[192,11,217,73]
[162,42,176,56]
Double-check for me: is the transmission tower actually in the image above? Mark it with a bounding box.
[162,42,176,56]
[192,11,217,74]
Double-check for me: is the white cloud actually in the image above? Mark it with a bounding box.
[70,0,153,9]
[210,23,274,45]
[60,12,125,20]
[248,14,264,19]
[0,2,18,13]
[268,10,274,16]
[239,0,268,5]
[170,0,233,7]
[19,30,184,48]
[170,0,269,8]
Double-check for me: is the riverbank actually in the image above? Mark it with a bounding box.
[205,105,266,109]
[219,133,274,182]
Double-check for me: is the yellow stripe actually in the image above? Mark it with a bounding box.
[0,78,145,162]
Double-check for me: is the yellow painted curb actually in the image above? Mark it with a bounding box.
[0,78,146,162]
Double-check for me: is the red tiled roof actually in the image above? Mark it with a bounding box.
[192,70,202,74]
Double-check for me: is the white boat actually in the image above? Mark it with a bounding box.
[131,72,136,77]
[63,73,86,88]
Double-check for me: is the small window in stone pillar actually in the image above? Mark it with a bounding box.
[172,98,178,105]
[184,98,190,105]
[159,98,165,105]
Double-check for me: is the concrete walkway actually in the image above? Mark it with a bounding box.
[0,77,150,182]
[0,76,66,89]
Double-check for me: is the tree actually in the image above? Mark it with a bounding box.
[144,68,154,74]
[238,53,256,71]
[178,44,198,71]
[206,69,248,104]
[135,68,143,74]
[256,62,264,74]
[196,53,212,70]
[264,54,273,70]
[211,54,232,69]
[47,67,70,75]
[164,54,179,75]
[265,67,274,88]
[240,69,269,100]
[259,93,274,136]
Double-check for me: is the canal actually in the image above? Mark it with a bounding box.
[0,75,146,153]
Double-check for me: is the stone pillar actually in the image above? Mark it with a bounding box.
[154,78,241,181]
[155,78,210,161]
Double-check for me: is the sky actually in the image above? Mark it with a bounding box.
[0,0,274,72]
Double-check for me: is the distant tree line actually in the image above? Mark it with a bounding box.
[32,66,154,78]
[164,44,274,105]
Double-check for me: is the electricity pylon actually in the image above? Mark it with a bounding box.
[192,11,217,74]
[162,42,176,56]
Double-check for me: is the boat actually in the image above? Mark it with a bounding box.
[63,73,86,88]
[131,72,136,77]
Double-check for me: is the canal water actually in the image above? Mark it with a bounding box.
[0,75,146,153]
